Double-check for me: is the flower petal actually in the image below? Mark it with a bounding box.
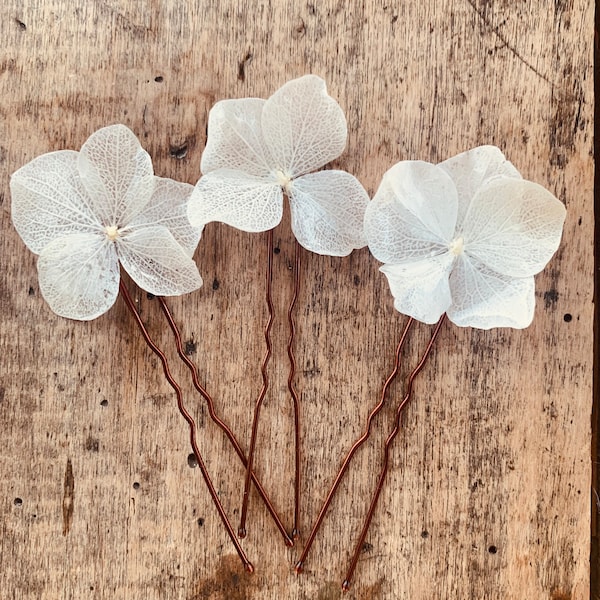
[201,98,273,177]
[127,177,201,257]
[365,161,457,264]
[77,124,154,226]
[117,225,202,296]
[448,254,535,329]
[261,75,347,177]
[439,145,522,227]
[288,171,369,256]
[380,253,454,324]
[188,169,283,232]
[462,178,566,277]
[11,150,102,254]
[37,232,120,320]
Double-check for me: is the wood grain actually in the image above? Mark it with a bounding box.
[0,1,593,599]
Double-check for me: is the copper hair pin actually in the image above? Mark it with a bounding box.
[287,239,302,539]
[119,279,254,573]
[155,294,293,547]
[239,228,275,539]
[295,316,415,573]
[341,315,446,591]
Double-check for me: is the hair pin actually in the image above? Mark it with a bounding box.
[296,145,566,589]
[188,74,369,538]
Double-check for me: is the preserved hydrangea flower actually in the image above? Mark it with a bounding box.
[11,124,203,320]
[365,145,566,329]
[187,75,369,256]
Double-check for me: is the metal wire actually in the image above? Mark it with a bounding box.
[295,317,414,573]
[119,280,254,573]
[341,314,446,591]
[288,240,301,538]
[239,228,275,538]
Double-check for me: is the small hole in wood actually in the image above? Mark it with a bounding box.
[154,76,163,82]
[563,313,572,322]
[273,247,281,254]
[14,497,23,506]
[197,517,205,527]
[488,545,497,554]
[187,453,198,468]
[133,482,140,490]
[100,399,108,407]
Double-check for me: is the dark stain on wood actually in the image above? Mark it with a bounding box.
[85,436,99,452]
[237,51,253,82]
[169,134,196,160]
[550,589,571,600]
[185,339,197,355]
[62,458,74,536]
[543,289,559,309]
[190,554,256,600]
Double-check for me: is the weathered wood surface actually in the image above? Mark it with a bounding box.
[0,1,593,599]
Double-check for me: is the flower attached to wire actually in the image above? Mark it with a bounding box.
[187,75,369,256]
[365,145,566,329]
[11,124,203,320]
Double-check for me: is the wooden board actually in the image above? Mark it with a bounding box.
[0,1,593,598]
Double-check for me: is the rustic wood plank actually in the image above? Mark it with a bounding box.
[0,1,593,599]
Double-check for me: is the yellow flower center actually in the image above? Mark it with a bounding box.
[105,225,120,241]
[275,169,293,193]
[449,236,464,256]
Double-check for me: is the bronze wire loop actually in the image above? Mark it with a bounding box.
[239,228,275,538]
[156,295,293,547]
[118,280,254,573]
[341,314,446,591]
[295,316,415,573]
[288,239,302,538]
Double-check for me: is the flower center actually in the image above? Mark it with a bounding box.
[105,225,120,241]
[275,169,293,193]
[449,236,464,256]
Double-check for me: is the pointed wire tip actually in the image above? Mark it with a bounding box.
[292,528,300,540]
[238,527,247,539]
[342,580,351,592]
[244,562,255,574]
[284,535,295,548]
[294,561,304,574]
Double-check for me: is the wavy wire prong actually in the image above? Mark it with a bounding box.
[239,228,275,539]
[341,314,446,591]
[156,295,293,547]
[295,316,414,573]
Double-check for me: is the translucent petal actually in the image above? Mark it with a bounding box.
[201,98,273,177]
[438,145,522,228]
[37,232,120,320]
[288,171,369,256]
[448,254,535,329]
[365,161,457,264]
[77,124,154,227]
[11,150,102,254]
[462,178,566,277]
[117,225,202,296]
[127,177,201,257]
[261,75,347,177]
[187,169,283,233]
[380,253,454,324]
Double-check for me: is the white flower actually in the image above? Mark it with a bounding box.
[365,146,566,329]
[11,124,203,321]
[187,75,369,256]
